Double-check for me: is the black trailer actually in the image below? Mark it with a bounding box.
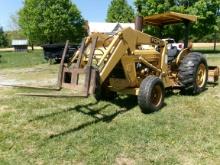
[42,44,79,63]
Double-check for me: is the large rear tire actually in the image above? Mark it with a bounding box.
[138,76,165,114]
[178,52,208,94]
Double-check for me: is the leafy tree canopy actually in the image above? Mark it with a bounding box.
[106,0,135,23]
[0,27,8,48]
[19,0,86,44]
[135,0,220,41]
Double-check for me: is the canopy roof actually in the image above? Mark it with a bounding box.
[12,40,28,46]
[144,12,197,26]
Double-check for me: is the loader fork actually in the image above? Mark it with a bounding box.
[60,37,99,97]
[13,37,99,98]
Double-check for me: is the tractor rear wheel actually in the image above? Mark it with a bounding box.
[178,52,208,94]
[138,76,165,113]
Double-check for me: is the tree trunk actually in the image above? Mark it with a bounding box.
[214,31,217,53]
[31,43,34,51]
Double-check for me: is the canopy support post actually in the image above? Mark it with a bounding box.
[184,20,190,48]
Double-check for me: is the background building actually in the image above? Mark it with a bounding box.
[88,22,135,35]
[11,40,28,52]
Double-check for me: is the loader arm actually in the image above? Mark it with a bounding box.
[95,28,165,84]
[99,38,129,83]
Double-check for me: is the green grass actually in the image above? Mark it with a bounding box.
[193,46,220,54]
[0,51,220,164]
[206,53,220,67]
[0,51,46,69]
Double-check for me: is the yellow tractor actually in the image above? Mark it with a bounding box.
[17,12,220,113]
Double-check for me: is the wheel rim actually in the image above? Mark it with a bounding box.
[151,84,162,107]
[196,63,207,88]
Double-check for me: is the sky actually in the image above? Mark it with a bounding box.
[0,0,135,31]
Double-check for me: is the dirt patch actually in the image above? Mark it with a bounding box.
[0,105,13,113]
[0,46,42,52]
[115,156,135,165]
[0,64,58,87]
[214,94,220,99]
[0,79,57,87]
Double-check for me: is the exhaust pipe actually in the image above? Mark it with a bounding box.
[135,16,143,31]
[135,5,143,31]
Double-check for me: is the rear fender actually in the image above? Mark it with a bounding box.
[175,48,191,65]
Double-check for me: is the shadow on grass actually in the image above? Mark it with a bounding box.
[165,88,204,97]
[29,96,137,139]
[28,101,110,122]
[48,96,137,139]
[165,86,217,97]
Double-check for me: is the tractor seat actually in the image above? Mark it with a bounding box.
[167,46,179,63]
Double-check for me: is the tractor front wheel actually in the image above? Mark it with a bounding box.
[94,78,117,101]
[138,76,165,113]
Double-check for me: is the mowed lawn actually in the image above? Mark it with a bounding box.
[0,51,219,164]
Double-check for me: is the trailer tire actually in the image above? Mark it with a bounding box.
[138,76,165,113]
[178,52,208,94]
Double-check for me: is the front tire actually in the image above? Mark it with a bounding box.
[94,78,117,101]
[138,76,165,114]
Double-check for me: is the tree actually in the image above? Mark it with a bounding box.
[18,0,86,45]
[134,0,220,42]
[7,14,26,47]
[9,14,20,31]
[106,0,135,23]
[0,27,8,48]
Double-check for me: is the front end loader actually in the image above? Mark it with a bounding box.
[7,12,219,113]
[58,26,218,113]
